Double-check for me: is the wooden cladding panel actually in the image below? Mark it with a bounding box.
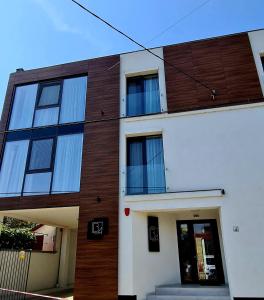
[164,33,263,113]
[0,55,120,300]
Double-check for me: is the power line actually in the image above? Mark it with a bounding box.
[69,0,216,97]
[0,95,264,137]
[146,0,213,45]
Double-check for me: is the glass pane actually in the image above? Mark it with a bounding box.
[146,136,165,194]
[144,76,160,114]
[9,84,38,130]
[126,136,165,195]
[126,75,160,117]
[39,84,60,106]
[0,140,29,197]
[193,223,217,281]
[60,76,87,123]
[34,107,59,127]
[52,133,83,193]
[179,224,195,282]
[127,78,143,116]
[29,139,53,170]
[23,172,52,196]
[127,140,144,194]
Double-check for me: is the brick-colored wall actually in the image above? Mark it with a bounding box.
[0,55,120,300]
[164,33,263,113]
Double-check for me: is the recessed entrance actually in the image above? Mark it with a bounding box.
[177,219,225,285]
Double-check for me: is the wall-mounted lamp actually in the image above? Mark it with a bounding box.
[124,208,130,216]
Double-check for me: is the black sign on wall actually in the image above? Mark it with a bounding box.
[148,216,160,252]
[87,217,109,240]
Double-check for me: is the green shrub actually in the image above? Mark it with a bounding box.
[0,225,36,250]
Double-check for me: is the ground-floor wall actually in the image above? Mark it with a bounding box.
[131,209,228,300]
[119,200,264,300]
[220,203,264,298]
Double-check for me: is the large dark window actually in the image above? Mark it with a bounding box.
[9,76,87,130]
[126,74,160,117]
[127,135,166,195]
[0,75,87,197]
[0,125,84,197]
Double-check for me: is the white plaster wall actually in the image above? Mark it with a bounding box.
[27,229,62,292]
[132,212,179,300]
[248,30,264,95]
[119,45,264,299]
[119,102,264,299]
[27,228,77,292]
[120,47,167,117]
[27,252,60,292]
[132,210,227,300]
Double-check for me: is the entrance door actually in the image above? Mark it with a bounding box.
[176,220,224,285]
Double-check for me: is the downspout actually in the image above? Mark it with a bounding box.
[56,228,63,288]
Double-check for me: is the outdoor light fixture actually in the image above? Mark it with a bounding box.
[124,208,130,216]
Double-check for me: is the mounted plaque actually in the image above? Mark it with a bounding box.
[148,216,160,252]
[87,217,109,240]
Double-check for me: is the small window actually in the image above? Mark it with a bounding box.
[28,139,54,171]
[38,83,61,106]
[24,172,52,195]
[34,107,59,127]
[127,74,160,117]
[261,56,264,71]
[127,135,166,195]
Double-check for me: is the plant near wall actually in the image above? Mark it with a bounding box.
[0,224,36,250]
[3,216,36,229]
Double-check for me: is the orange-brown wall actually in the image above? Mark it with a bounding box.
[0,55,120,300]
[164,33,263,113]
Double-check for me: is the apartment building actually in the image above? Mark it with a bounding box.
[0,29,264,300]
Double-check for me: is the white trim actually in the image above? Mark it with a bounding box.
[123,101,264,124]
[248,30,264,95]
[125,189,224,203]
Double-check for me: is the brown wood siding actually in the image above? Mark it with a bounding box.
[164,33,263,113]
[0,55,120,300]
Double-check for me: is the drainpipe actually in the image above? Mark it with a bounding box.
[56,228,63,288]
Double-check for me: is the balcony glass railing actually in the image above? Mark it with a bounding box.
[126,164,166,195]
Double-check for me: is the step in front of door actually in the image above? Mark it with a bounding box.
[156,286,229,296]
[146,285,230,300]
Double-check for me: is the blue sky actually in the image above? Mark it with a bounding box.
[0,0,263,116]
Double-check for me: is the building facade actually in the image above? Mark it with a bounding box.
[0,29,264,300]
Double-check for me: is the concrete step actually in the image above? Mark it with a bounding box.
[147,295,231,300]
[155,286,229,296]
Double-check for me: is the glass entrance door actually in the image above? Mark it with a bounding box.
[177,220,224,285]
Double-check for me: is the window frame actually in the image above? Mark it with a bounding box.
[126,73,160,117]
[0,123,84,197]
[36,81,63,108]
[25,137,56,174]
[126,134,166,195]
[127,136,148,194]
[32,80,63,128]
[22,136,57,195]
[0,74,87,198]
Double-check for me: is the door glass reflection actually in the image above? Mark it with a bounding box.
[179,224,194,282]
[193,223,217,281]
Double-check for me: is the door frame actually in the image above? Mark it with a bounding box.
[176,219,225,285]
